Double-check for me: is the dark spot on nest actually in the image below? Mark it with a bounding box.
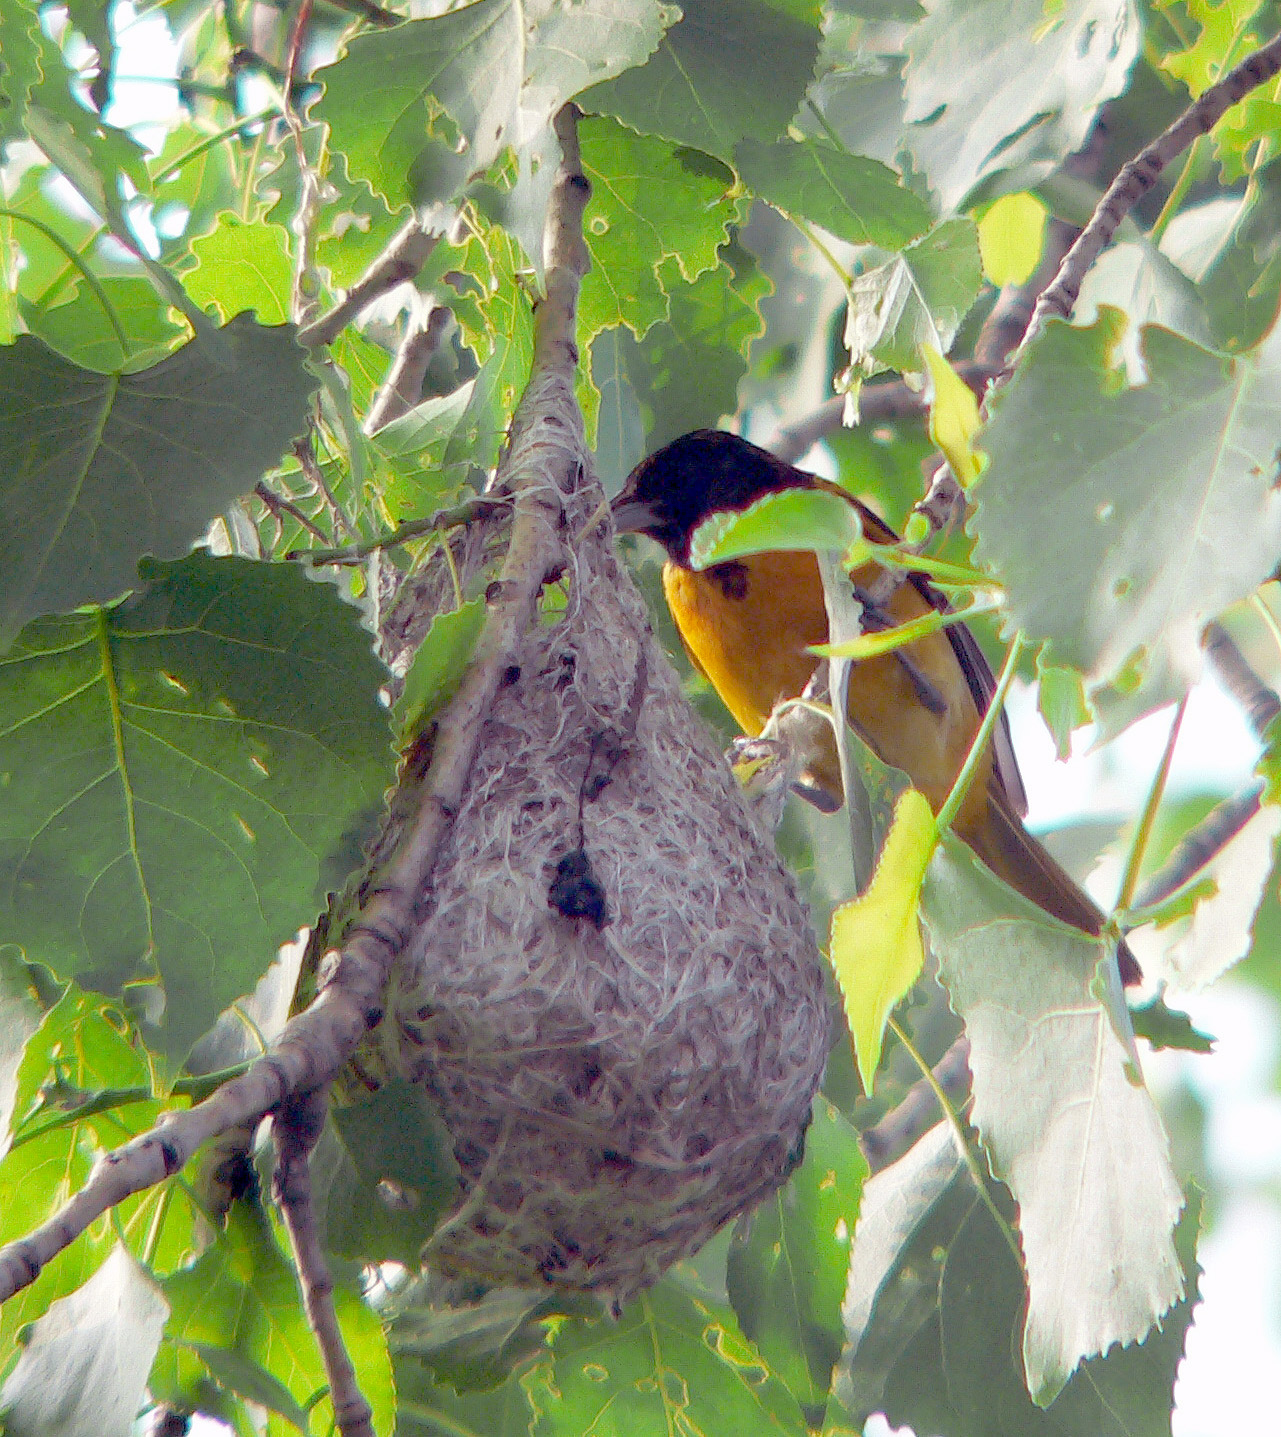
[548,848,610,928]
[502,664,521,686]
[485,580,505,603]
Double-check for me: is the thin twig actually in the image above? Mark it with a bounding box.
[290,496,511,565]
[1128,787,1264,918]
[297,220,438,350]
[364,304,452,434]
[859,1034,971,1173]
[293,436,358,540]
[255,481,330,547]
[0,103,593,1310]
[1204,620,1281,739]
[1016,30,1281,360]
[273,1087,373,1437]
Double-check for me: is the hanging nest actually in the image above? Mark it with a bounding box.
[355,424,830,1304]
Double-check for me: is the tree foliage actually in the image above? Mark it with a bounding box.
[1,0,1280,1433]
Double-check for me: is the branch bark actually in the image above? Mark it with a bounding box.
[0,103,593,1310]
[297,219,439,350]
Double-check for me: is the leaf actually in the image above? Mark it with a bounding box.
[583,0,824,160]
[0,1246,168,1437]
[18,276,185,374]
[396,599,488,735]
[877,1188,1202,1437]
[184,1343,311,1432]
[689,487,865,568]
[922,835,1185,1404]
[589,328,645,492]
[922,344,981,485]
[0,552,395,1065]
[314,1079,462,1266]
[829,789,934,1093]
[0,950,40,1156]
[156,1197,394,1437]
[527,1278,810,1436]
[0,317,315,648]
[622,240,770,449]
[0,1,42,150]
[972,309,1281,713]
[1036,657,1090,761]
[314,0,678,210]
[842,219,982,380]
[580,116,741,342]
[396,1361,537,1436]
[391,1283,551,1395]
[977,191,1047,287]
[185,213,294,326]
[734,137,933,250]
[726,1097,867,1411]
[1128,995,1215,1054]
[903,0,1141,211]
[1143,797,1281,993]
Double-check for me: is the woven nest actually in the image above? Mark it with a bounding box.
[372,444,830,1303]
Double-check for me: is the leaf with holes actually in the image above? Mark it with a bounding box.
[0,552,394,1066]
[0,317,315,650]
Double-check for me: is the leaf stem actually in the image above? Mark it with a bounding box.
[1115,695,1187,914]
[935,632,1026,836]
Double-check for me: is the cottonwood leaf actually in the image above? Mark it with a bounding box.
[923,836,1184,1405]
[690,487,864,567]
[580,116,740,342]
[727,1096,867,1411]
[589,328,645,491]
[0,950,40,1156]
[843,219,981,380]
[972,310,1281,714]
[527,1278,809,1436]
[829,788,934,1093]
[0,553,394,1066]
[395,1362,536,1436]
[583,0,824,160]
[734,136,933,250]
[185,213,294,325]
[0,0,40,150]
[1143,798,1281,993]
[314,0,677,211]
[0,317,315,649]
[18,276,185,374]
[977,191,1047,287]
[0,1246,168,1437]
[903,0,1140,211]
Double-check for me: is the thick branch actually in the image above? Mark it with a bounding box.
[859,1036,972,1173]
[1017,30,1281,358]
[364,305,451,434]
[297,219,438,350]
[0,105,593,1310]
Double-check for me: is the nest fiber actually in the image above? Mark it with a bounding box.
[383,457,830,1302]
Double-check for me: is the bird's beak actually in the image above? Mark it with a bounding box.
[610,495,660,536]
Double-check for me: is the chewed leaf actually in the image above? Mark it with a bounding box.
[829,788,935,1093]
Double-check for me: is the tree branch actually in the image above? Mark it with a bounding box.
[0,103,593,1310]
[859,1035,972,1174]
[364,304,451,434]
[1016,30,1281,360]
[297,219,438,350]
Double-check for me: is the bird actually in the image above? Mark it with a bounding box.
[612,427,1138,983]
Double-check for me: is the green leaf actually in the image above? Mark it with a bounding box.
[314,0,678,210]
[1036,657,1090,761]
[726,1097,867,1411]
[18,276,185,374]
[527,1278,810,1436]
[977,191,1047,287]
[583,0,825,161]
[186,213,294,326]
[315,1079,462,1266]
[903,0,1141,210]
[922,836,1185,1404]
[689,487,865,568]
[734,137,933,249]
[973,309,1281,712]
[0,316,315,648]
[843,219,982,380]
[0,1245,168,1437]
[1128,995,1215,1054]
[0,0,41,150]
[0,950,40,1154]
[391,1282,551,1395]
[580,116,741,342]
[184,1342,312,1431]
[830,788,934,1093]
[0,553,395,1065]
[396,599,487,735]
[622,240,770,448]
[156,1197,394,1437]
[397,1362,536,1436]
[589,328,645,492]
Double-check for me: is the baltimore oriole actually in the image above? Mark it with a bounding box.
[612,428,1138,982]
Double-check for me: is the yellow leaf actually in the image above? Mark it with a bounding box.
[977,191,1048,286]
[829,788,936,1094]
[922,345,982,487]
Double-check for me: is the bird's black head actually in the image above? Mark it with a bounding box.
[612,429,812,565]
